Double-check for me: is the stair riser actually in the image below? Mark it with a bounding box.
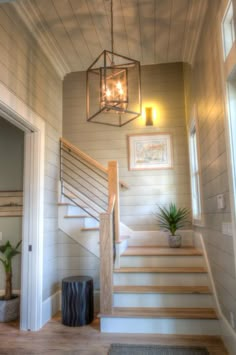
[100,317,220,335]
[84,217,99,228]
[113,293,214,308]
[113,273,209,286]
[59,205,100,257]
[120,256,205,268]
[67,204,87,216]
[128,232,193,247]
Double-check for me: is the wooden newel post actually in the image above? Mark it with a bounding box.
[108,161,120,243]
[99,213,113,314]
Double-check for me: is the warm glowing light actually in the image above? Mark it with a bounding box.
[116,81,122,90]
[106,88,111,97]
[145,107,153,126]
[140,103,161,126]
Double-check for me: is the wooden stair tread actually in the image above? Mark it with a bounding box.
[100,307,218,319]
[114,267,208,273]
[64,215,90,218]
[122,247,203,256]
[113,285,212,294]
[81,227,99,231]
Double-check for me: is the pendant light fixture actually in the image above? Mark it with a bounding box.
[86,0,141,127]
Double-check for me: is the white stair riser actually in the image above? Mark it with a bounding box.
[84,217,99,228]
[120,256,205,268]
[67,204,87,215]
[66,204,99,228]
[113,273,209,286]
[59,205,100,257]
[128,231,193,247]
[100,317,220,335]
[113,293,214,308]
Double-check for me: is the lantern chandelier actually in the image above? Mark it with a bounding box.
[86,0,142,127]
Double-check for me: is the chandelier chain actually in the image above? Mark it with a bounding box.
[111,0,114,54]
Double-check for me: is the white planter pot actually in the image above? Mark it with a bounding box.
[0,296,20,322]
[168,234,182,248]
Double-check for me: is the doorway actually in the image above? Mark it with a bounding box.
[0,83,45,331]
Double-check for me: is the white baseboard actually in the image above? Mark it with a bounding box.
[195,232,236,355]
[42,290,61,327]
[42,289,100,327]
[221,316,236,355]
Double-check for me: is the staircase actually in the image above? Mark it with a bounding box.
[59,138,220,336]
[99,241,220,335]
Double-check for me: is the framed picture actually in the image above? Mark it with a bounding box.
[0,191,23,217]
[128,133,173,170]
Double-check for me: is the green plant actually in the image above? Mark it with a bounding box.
[155,203,190,236]
[0,240,21,300]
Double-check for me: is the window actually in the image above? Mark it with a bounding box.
[222,1,235,59]
[189,121,202,223]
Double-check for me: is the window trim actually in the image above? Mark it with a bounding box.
[188,108,204,227]
[222,0,235,60]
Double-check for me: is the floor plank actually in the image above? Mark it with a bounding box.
[0,313,228,354]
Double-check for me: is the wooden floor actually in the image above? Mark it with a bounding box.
[0,313,228,354]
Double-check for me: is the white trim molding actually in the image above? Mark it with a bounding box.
[194,232,236,355]
[0,81,45,331]
[42,291,61,326]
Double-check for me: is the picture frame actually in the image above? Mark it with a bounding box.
[128,133,173,170]
[0,191,23,217]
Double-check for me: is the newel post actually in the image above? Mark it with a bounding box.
[99,213,113,314]
[108,161,120,243]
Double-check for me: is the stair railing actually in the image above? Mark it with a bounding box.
[60,138,123,314]
[60,138,109,220]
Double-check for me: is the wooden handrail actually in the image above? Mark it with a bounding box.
[60,137,107,174]
[60,137,129,189]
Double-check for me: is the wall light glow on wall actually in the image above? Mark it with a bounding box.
[141,105,158,126]
[145,107,153,126]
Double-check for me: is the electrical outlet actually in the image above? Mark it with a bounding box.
[230,311,235,329]
[217,194,225,209]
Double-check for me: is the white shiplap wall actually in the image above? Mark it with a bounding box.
[185,0,236,337]
[0,3,63,300]
[63,62,192,231]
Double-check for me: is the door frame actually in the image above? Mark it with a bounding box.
[0,82,45,331]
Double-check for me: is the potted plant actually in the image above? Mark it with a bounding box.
[155,203,190,248]
[0,240,21,322]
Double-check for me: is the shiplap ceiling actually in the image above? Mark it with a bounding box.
[13,0,208,77]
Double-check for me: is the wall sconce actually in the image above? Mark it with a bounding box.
[145,107,153,126]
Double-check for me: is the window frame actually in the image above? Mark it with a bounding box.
[188,109,204,226]
[222,0,235,60]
